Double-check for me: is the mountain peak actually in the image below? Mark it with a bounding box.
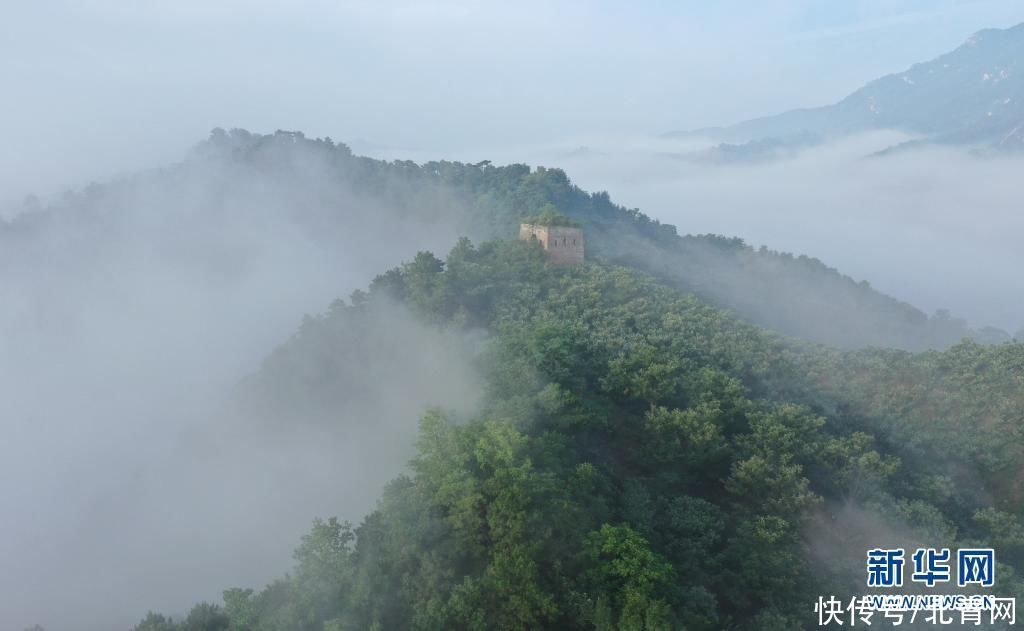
[669,22,1024,151]
[965,21,1024,45]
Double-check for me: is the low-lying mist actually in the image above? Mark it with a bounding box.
[539,133,1024,333]
[373,131,1024,333]
[0,136,482,630]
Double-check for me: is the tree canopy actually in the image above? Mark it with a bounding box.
[136,237,1024,630]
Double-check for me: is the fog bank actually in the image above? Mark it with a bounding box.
[0,139,481,630]
[421,132,1023,332]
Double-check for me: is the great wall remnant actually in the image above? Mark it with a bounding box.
[519,223,584,265]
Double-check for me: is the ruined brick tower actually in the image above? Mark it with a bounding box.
[519,222,584,265]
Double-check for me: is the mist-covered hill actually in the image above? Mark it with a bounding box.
[134,238,1024,630]
[671,22,1024,153]
[2,128,1001,351]
[3,131,1018,629]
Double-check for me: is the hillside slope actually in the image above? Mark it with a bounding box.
[135,239,1024,630]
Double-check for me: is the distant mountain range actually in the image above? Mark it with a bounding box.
[669,22,1024,155]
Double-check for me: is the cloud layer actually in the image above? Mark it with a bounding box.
[507,133,1024,332]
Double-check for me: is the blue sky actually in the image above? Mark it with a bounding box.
[2,0,1023,197]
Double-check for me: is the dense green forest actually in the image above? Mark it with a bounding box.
[135,237,1024,630]
[10,128,1018,628]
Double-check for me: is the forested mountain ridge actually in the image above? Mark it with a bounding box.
[136,238,1024,630]
[183,130,1020,349]
[670,22,1024,152]
[3,128,997,350]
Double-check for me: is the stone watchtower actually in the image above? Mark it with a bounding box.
[519,222,584,265]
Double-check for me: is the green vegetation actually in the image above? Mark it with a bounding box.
[137,238,1024,630]
[521,203,582,227]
